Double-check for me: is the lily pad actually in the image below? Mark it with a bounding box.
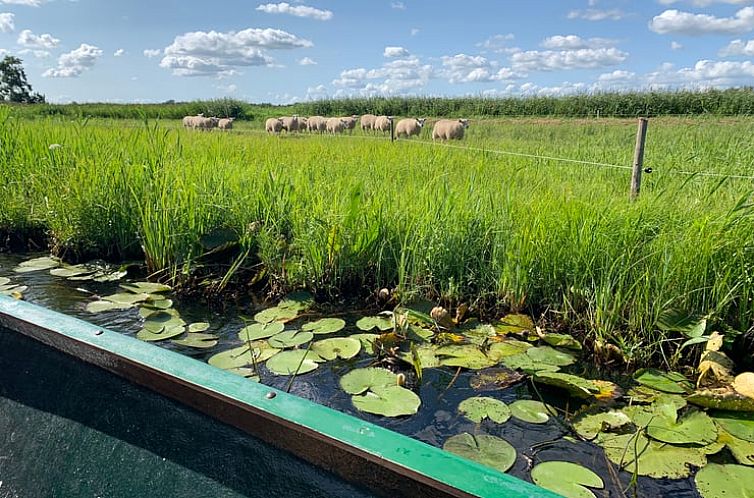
[401,345,441,369]
[265,350,323,376]
[120,281,172,294]
[238,322,285,341]
[267,330,314,349]
[226,368,261,381]
[458,397,511,424]
[301,318,346,335]
[470,367,524,391]
[436,344,495,370]
[443,433,516,473]
[533,372,600,399]
[634,368,692,394]
[496,314,535,335]
[351,385,421,417]
[102,292,150,305]
[187,322,210,333]
[50,265,96,278]
[278,291,315,312]
[356,314,394,332]
[208,344,279,370]
[531,461,604,498]
[311,337,361,360]
[171,333,219,349]
[254,306,298,324]
[695,464,754,498]
[598,432,706,479]
[688,386,754,412]
[137,325,185,342]
[14,256,60,273]
[713,411,754,443]
[147,299,173,310]
[719,428,754,466]
[340,367,397,395]
[501,353,560,374]
[0,277,11,286]
[486,340,532,362]
[86,300,133,313]
[510,400,556,424]
[540,333,582,351]
[526,346,576,367]
[573,410,632,440]
[647,410,718,446]
[351,333,380,354]
[461,323,497,345]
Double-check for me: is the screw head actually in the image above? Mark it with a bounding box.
[266,391,277,399]
[644,167,653,174]
[94,330,104,336]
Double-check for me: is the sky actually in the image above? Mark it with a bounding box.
[0,0,753,104]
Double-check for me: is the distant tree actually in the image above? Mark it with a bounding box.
[0,56,45,103]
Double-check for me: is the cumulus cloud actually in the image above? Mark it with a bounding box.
[391,1,406,10]
[477,34,517,53]
[298,56,317,65]
[720,38,754,55]
[540,35,616,49]
[333,55,434,96]
[18,48,50,58]
[567,9,627,21]
[255,2,333,21]
[671,41,684,50]
[0,12,13,32]
[511,47,628,71]
[597,69,636,82]
[384,46,409,57]
[157,28,312,76]
[650,7,754,35]
[17,29,59,48]
[113,48,125,57]
[143,48,161,58]
[0,0,45,6]
[658,0,754,6]
[410,27,419,36]
[43,43,102,78]
[306,84,328,100]
[440,53,522,83]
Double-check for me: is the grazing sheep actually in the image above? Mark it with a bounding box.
[361,114,376,132]
[395,118,426,139]
[307,116,327,133]
[298,117,308,132]
[266,117,284,134]
[432,119,469,141]
[280,115,300,133]
[341,115,358,133]
[326,117,347,134]
[182,113,204,129]
[218,117,235,130]
[195,116,219,131]
[374,115,394,133]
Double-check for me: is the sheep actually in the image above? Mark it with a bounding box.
[182,113,204,129]
[374,115,394,133]
[218,117,235,130]
[298,117,308,132]
[326,117,348,134]
[266,117,284,134]
[280,115,300,133]
[307,116,327,133]
[361,114,376,132]
[395,118,426,139]
[195,116,219,131]
[341,115,358,133]
[432,119,469,141]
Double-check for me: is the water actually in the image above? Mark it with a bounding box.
[0,253,702,497]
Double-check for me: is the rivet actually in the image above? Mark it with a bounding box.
[94,330,104,336]
[266,391,277,399]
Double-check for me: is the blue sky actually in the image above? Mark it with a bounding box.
[1,0,753,103]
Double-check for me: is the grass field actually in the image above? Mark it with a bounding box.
[1,108,753,365]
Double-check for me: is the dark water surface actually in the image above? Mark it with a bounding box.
[0,254,700,498]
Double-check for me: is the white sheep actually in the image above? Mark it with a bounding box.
[298,117,308,132]
[195,116,219,131]
[326,117,347,134]
[341,115,358,133]
[218,117,235,130]
[307,116,327,133]
[432,119,469,141]
[266,117,284,134]
[395,118,426,139]
[280,115,300,133]
[361,114,376,132]
[374,115,394,133]
[182,113,204,129]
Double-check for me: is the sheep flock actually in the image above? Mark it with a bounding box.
[182,113,470,141]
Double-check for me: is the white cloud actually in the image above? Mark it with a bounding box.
[0,12,13,32]
[720,38,754,55]
[410,27,419,36]
[511,47,628,71]
[306,84,328,100]
[333,55,434,96]
[384,46,409,57]
[597,69,636,82]
[17,29,59,48]
[215,83,238,94]
[298,56,317,65]
[567,9,627,21]
[477,33,517,53]
[158,28,312,76]
[440,53,522,83]
[256,2,333,21]
[540,35,616,49]
[671,41,684,50]
[113,48,125,57]
[658,0,754,6]
[391,1,406,10]
[143,48,161,58]
[647,59,754,87]
[18,48,50,58]
[650,7,754,35]
[0,0,45,6]
[43,43,102,78]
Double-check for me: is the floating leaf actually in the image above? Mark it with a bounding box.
[501,353,560,374]
[470,367,524,391]
[14,256,60,273]
[461,323,497,345]
[573,410,632,440]
[400,345,441,369]
[688,387,754,412]
[526,346,576,367]
[137,325,185,342]
[486,340,532,362]
[459,397,511,424]
[102,292,150,305]
[254,306,298,324]
[278,291,315,312]
[533,372,600,399]
[0,277,10,286]
[436,344,495,370]
[301,318,346,335]
[734,373,754,400]
[719,428,754,466]
[147,298,173,310]
[120,282,172,294]
[340,367,397,395]
[351,385,421,417]
[496,314,535,335]
[510,400,556,424]
[356,314,394,332]
[265,350,323,376]
[238,322,284,341]
[187,322,210,333]
[598,432,706,479]
[351,333,380,354]
[695,464,754,498]
[698,348,735,387]
[713,411,754,443]
[443,433,516,473]
[267,330,314,349]
[634,369,692,394]
[311,337,361,360]
[225,368,260,381]
[171,333,219,349]
[208,344,279,370]
[646,410,718,446]
[86,300,133,313]
[50,265,96,278]
[540,333,582,351]
[531,461,604,498]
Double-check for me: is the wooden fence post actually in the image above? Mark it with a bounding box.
[390,118,395,143]
[630,117,649,201]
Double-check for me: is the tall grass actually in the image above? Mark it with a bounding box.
[1,108,753,364]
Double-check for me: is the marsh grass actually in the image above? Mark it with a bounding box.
[1,108,753,364]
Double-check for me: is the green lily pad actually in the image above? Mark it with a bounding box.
[356,314,394,332]
[254,306,298,324]
[187,322,210,333]
[634,368,692,394]
[278,291,315,312]
[14,256,60,273]
[647,410,718,446]
[469,367,525,391]
[225,368,260,381]
[265,350,323,376]
[238,322,285,341]
[501,353,560,374]
[0,277,10,286]
[713,411,754,443]
[598,431,706,479]
[137,325,185,342]
[526,346,576,367]
[510,400,556,424]
[496,314,535,335]
[340,367,398,395]
[351,385,421,417]
[208,344,280,370]
[102,292,150,305]
[400,345,441,369]
[267,330,314,349]
[437,344,496,370]
[458,397,511,424]
[719,428,754,466]
[311,337,361,360]
[531,461,604,498]
[350,333,380,354]
[90,270,128,282]
[86,300,134,313]
[486,340,532,362]
[443,433,516,473]
[49,265,96,278]
[695,464,754,498]
[171,333,219,349]
[688,387,754,412]
[147,299,173,310]
[540,333,582,351]
[533,372,601,399]
[120,281,172,294]
[462,323,497,345]
[143,312,185,333]
[301,318,346,335]
[573,410,632,440]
